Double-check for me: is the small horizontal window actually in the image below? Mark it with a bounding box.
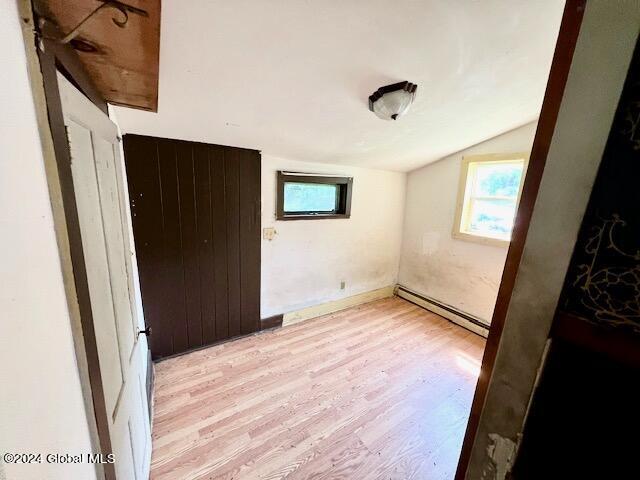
[453,153,528,246]
[277,171,353,220]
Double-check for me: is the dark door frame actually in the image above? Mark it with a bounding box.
[22,2,115,479]
[454,1,586,478]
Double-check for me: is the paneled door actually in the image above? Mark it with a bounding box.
[59,73,151,479]
[123,135,261,360]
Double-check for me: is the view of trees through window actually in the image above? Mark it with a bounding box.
[476,163,522,197]
[466,161,524,239]
[283,182,338,213]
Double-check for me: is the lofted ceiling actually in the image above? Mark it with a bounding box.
[114,0,565,172]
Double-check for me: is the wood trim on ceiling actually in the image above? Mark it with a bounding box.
[33,1,108,113]
[454,1,587,478]
[34,0,160,111]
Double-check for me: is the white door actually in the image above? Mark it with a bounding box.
[58,73,152,480]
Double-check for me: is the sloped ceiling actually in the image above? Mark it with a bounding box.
[114,0,565,172]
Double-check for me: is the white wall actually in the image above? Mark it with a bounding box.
[261,155,406,318]
[0,3,96,479]
[398,122,537,323]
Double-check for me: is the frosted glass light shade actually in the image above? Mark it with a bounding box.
[369,81,417,121]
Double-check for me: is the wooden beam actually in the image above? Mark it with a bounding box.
[40,0,160,111]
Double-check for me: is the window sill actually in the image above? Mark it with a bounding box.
[452,230,511,248]
[276,213,351,221]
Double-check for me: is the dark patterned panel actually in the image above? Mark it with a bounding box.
[559,38,640,333]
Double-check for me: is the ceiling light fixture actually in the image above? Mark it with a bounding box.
[368,81,417,121]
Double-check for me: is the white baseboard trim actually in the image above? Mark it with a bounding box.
[282,285,396,327]
[395,285,489,338]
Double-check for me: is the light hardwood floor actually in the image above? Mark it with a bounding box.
[150,297,485,480]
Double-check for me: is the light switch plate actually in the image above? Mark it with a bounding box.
[263,227,277,241]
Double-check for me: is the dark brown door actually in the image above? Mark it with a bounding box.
[123,135,261,359]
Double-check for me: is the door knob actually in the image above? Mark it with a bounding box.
[137,327,152,338]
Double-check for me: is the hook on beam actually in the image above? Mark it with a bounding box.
[59,0,148,44]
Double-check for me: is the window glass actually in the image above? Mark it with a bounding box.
[283,182,338,213]
[468,198,517,237]
[473,163,523,198]
[454,156,526,243]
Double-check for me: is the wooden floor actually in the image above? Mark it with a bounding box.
[150,297,485,480]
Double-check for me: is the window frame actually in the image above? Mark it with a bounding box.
[276,171,353,220]
[453,153,529,247]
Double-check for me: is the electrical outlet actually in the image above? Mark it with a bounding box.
[340,281,346,290]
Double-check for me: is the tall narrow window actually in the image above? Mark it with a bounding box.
[453,153,528,246]
[277,171,353,220]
